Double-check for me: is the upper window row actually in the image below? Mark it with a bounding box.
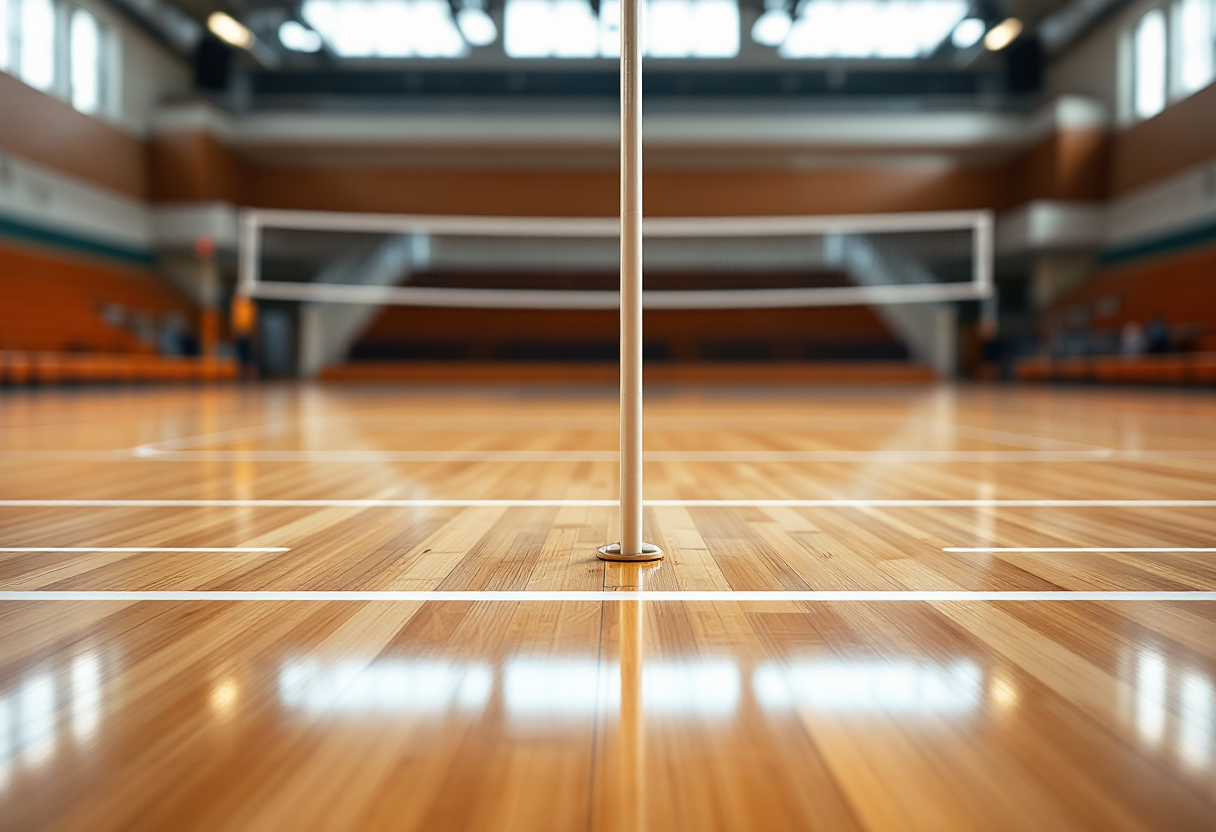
[289,0,987,60]
[0,0,111,114]
[1130,0,1215,120]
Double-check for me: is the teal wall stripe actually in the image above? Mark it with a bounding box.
[0,212,155,266]
[1101,218,1216,266]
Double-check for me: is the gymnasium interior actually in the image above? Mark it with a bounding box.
[1,0,1215,828]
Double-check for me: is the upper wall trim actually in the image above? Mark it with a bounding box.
[150,96,1109,153]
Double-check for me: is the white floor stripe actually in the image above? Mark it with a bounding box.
[0,547,290,552]
[126,450,1125,463]
[1,499,1214,508]
[1,590,1213,602]
[945,547,1216,553]
[9,449,1216,463]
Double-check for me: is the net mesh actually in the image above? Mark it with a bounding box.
[245,212,989,309]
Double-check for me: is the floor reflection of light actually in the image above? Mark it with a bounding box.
[279,659,493,715]
[19,675,57,767]
[210,678,240,718]
[1136,649,1167,747]
[1178,671,1214,771]
[754,659,982,714]
[987,672,1019,713]
[503,658,742,719]
[0,696,11,789]
[71,654,102,744]
[643,660,739,715]
[504,659,603,718]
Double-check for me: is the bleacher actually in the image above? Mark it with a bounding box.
[327,303,927,382]
[1015,245,1216,385]
[0,245,236,385]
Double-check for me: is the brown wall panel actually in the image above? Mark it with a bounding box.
[1006,129,1110,204]
[0,74,146,198]
[149,132,248,203]
[1113,83,1216,194]
[237,165,1009,216]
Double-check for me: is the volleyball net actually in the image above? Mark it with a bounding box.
[238,209,993,310]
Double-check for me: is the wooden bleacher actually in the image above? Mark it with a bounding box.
[1016,352,1216,384]
[1016,245,1216,385]
[0,244,235,384]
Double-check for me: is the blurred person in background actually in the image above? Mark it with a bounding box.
[1145,312,1171,354]
[231,295,257,378]
[1120,320,1146,356]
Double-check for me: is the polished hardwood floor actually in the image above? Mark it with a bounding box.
[1,382,1215,830]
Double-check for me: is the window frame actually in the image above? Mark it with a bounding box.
[1124,0,1216,123]
[1170,0,1216,98]
[1131,5,1168,120]
[0,0,117,121]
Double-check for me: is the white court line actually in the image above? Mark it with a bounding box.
[1,590,1214,602]
[945,547,1216,553]
[2,499,1215,508]
[0,547,289,552]
[11,449,1209,463]
[121,450,1126,463]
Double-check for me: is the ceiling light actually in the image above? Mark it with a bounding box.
[207,11,255,49]
[781,0,966,60]
[983,17,1021,51]
[457,7,498,45]
[278,20,323,52]
[950,17,984,49]
[751,9,792,46]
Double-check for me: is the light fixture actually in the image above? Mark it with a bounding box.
[208,11,256,49]
[752,9,793,47]
[950,17,984,49]
[781,0,968,60]
[982,16,1021,51]
[457,6,498,46]
[278,19,324,52]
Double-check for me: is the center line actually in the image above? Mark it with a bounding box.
[2,590,1215,602]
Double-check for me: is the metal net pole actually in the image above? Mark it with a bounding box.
[600,0,661,562]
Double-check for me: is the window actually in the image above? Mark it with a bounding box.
[20,0,56,91]
[1133,8,1168,118]
[70,7,101,112]
[301,0,468,58]
[2,1,116,119]
[780,0,968,59]
[1128,0,1215,121]
[1,0,10,71]
[1173,0,1215,95]
[503,0,740,59]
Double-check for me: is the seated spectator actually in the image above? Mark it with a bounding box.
[1120,321,1145,356]
[1145,313,1171,354]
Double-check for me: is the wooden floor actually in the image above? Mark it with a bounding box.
[2,382,1215,830]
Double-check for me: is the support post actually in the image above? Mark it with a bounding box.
[600,0,661,562]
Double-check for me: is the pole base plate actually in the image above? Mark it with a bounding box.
[597,542,664,562]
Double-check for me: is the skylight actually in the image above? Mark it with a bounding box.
[504,0,740,59]
[780,0,968,59]
[301,0,468,58]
